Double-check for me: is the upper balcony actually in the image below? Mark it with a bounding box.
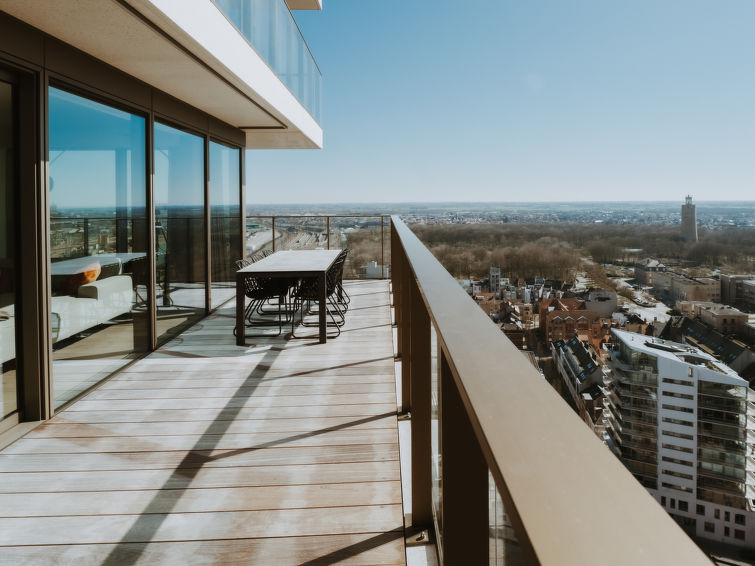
[1,0,322,148]
[213,0,322,124]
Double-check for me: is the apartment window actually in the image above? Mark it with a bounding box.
[48,86,148,409]
[661,496,666,506]
[704,522,715,533]
[662,416,694,427]
[208,141,241,308]
[735,514,745,526]
[663,469,693,481]
[662,456,693,467]
[662,378,692,387]
[725,511,730,522]
[661,442,693,454]
[662,482,693,493]
[714,509,720,519]
[696,504,705,516]
[662,391,694,400]
[154,122,206,346]
[734,529,745,540]
[670,498,676,509]
[662,404,694,414]
[662,430,694,441]
[724,526,730,537]
[688,367,693,377]
[678,500,688,512]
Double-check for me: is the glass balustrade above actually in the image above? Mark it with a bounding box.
[214,0,322,123]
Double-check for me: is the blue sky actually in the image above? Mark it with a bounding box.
[246,0,755,204]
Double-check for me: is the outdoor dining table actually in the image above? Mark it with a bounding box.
[235,249,342,345]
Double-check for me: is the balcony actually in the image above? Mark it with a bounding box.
[0,217,712,564]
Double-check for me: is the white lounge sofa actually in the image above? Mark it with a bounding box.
[0,275,134,364]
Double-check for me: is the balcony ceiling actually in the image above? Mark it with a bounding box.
[286,0,322,9]
[2,0,322,148]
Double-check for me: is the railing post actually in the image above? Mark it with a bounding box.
[410,276,432,528]
[381,216,385,279]
[271,216,276,253]
[326,216,330,249]
[440,351,488,565]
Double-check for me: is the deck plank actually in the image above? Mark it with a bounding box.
[0,280,405,565]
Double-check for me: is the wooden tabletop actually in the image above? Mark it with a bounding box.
[238,250,342,275]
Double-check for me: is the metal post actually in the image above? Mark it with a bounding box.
[410,276,432,528]
[381,216,385,279]
[327,216,330,249]
[440,352,488,565]
[272,216,276,253]
[83,218,89,255]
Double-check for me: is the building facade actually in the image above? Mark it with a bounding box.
[0,1,322,434]
[603,329,755,547]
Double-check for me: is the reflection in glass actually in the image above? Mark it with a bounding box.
[209,141,240,308]
[489,472,526,565]
[154,123,205,345]
[0,80,17,421]
[431,326,442,551]
[49,87,147,409]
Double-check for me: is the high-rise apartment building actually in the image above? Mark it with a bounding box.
[681,195,698,242]
[489,266,501,294]
[604,329,754,546]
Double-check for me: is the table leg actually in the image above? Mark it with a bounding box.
[319,271,327,343]
[236,272,245,346]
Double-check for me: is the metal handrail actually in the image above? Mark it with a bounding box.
[390,215,712,565]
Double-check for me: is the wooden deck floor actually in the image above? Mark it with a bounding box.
[0,280,406,565]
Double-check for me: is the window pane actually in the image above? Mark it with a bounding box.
[154,123,205,345]
[0,80,17,421]
[209,141,240,308]
[49,87,147,409]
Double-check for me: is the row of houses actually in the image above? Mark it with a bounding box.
[636,258,755,308]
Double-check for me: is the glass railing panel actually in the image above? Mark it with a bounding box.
[430,324,442,552]
[336,216,387,280]
[489,471,525,565]
[213,0,322,122]
[269,216,327,250]
[244,216,275,256]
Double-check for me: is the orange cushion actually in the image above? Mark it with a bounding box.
[65,262,101,294]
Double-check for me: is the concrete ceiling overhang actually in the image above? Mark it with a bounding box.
[286,0,322,10]
[1,0,322,149]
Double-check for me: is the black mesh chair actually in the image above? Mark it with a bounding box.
[234,258,291,336]
[334,249,350,312]
[290,253,347,339]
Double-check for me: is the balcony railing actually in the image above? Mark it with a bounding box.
[389,216,711,565]
[213,0,322,122]
[245,215,390,280]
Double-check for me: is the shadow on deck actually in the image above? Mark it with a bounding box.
[0,280,406,565]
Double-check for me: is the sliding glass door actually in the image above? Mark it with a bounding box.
[48,87,148,409]
[209,141,241,308]
[0,77,17,424]
[154,122,206,345]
